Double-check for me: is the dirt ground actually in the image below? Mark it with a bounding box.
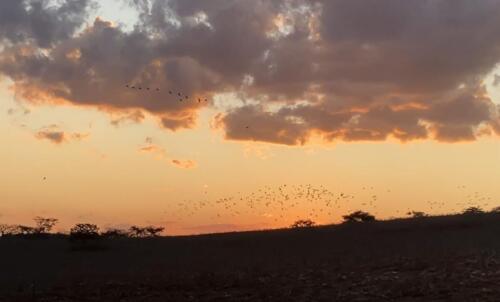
[3,214,500,301]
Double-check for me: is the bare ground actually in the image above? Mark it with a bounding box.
[2,214,500,301]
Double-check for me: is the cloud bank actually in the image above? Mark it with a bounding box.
[1,0,500,144]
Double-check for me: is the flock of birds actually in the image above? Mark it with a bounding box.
[125,83,249,128]
[125,84,209,103]
[165,184,496,226]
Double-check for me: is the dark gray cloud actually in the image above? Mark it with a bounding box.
[1,0,500,143]
[0,0,93,48]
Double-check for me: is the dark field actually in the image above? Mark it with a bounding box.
[3,214,500,301]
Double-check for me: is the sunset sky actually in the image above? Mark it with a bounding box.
[1,0,500,235]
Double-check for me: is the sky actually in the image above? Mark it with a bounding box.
[1,0,500,235]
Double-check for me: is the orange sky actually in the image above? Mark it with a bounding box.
[1,1,500,235]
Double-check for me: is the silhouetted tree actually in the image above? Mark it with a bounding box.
[490,206,500,213]
[406,211,427,218]
[145,226,165,237]
[129,225,165,237]
[290,219,316,228]
[70,224,100,240]
[462,206,485,215]
[34,217,58,234]
[17,225,37,235]
[101,228,129,238]
[342,211,376,223]
[0,224,16,237]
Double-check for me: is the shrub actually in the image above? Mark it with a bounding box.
[342,211,376,223]
[16,225,38,235]
[490,206,500,213]
[407,211,427,218]
[101,228,129,238]
[70,224,100,240]
[290,219,316,228]
[33,217,58,234]
[462,206,485,215]
[129,225,165,238]
[0,224,17,237]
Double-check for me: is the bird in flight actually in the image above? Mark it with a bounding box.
[125,84,211,103]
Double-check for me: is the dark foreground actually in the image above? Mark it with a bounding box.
[3,214,500,301]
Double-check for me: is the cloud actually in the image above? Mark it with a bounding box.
[0,0,94,48]
[138,138,197,167]
[1,0,500,144]
[171,159,197,169]
[35,129,66,144]
[110,110,145,126]
[35,125,89,144]
[494,74,500,87]
[139,144,166,157]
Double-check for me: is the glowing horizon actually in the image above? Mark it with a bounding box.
[1,0,500,235]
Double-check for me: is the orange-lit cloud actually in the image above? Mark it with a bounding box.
[110,110,145,126]
[1,0,500,144]
[34,125,89,144]
[171,159,197,169]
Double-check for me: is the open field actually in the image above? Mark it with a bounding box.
[3,213,500,301]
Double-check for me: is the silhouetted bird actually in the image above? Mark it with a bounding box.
[156,88,160,91]
[178,92,181,96]
[126,85,129,88]
[131,86,136,89]
[169,91,172,94]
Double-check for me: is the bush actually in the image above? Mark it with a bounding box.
[101,228,129,238]
[462,206,485,215]
[290,219,316,228]
[0,224,17,237]
[490,206,500,213]
[342,211,376,223]
[33,217,58,234]
[407,211,427,218]
[70,223,100,240]
[129,225,165,238]
[16,225,38,235]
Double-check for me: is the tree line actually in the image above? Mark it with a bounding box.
[290,206,499,229]
[0,206,497,236]
[0,217,164,239]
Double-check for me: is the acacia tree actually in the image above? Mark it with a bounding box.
[290,219,316,228]
[34,217,58,234]
[342,211,376,223]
